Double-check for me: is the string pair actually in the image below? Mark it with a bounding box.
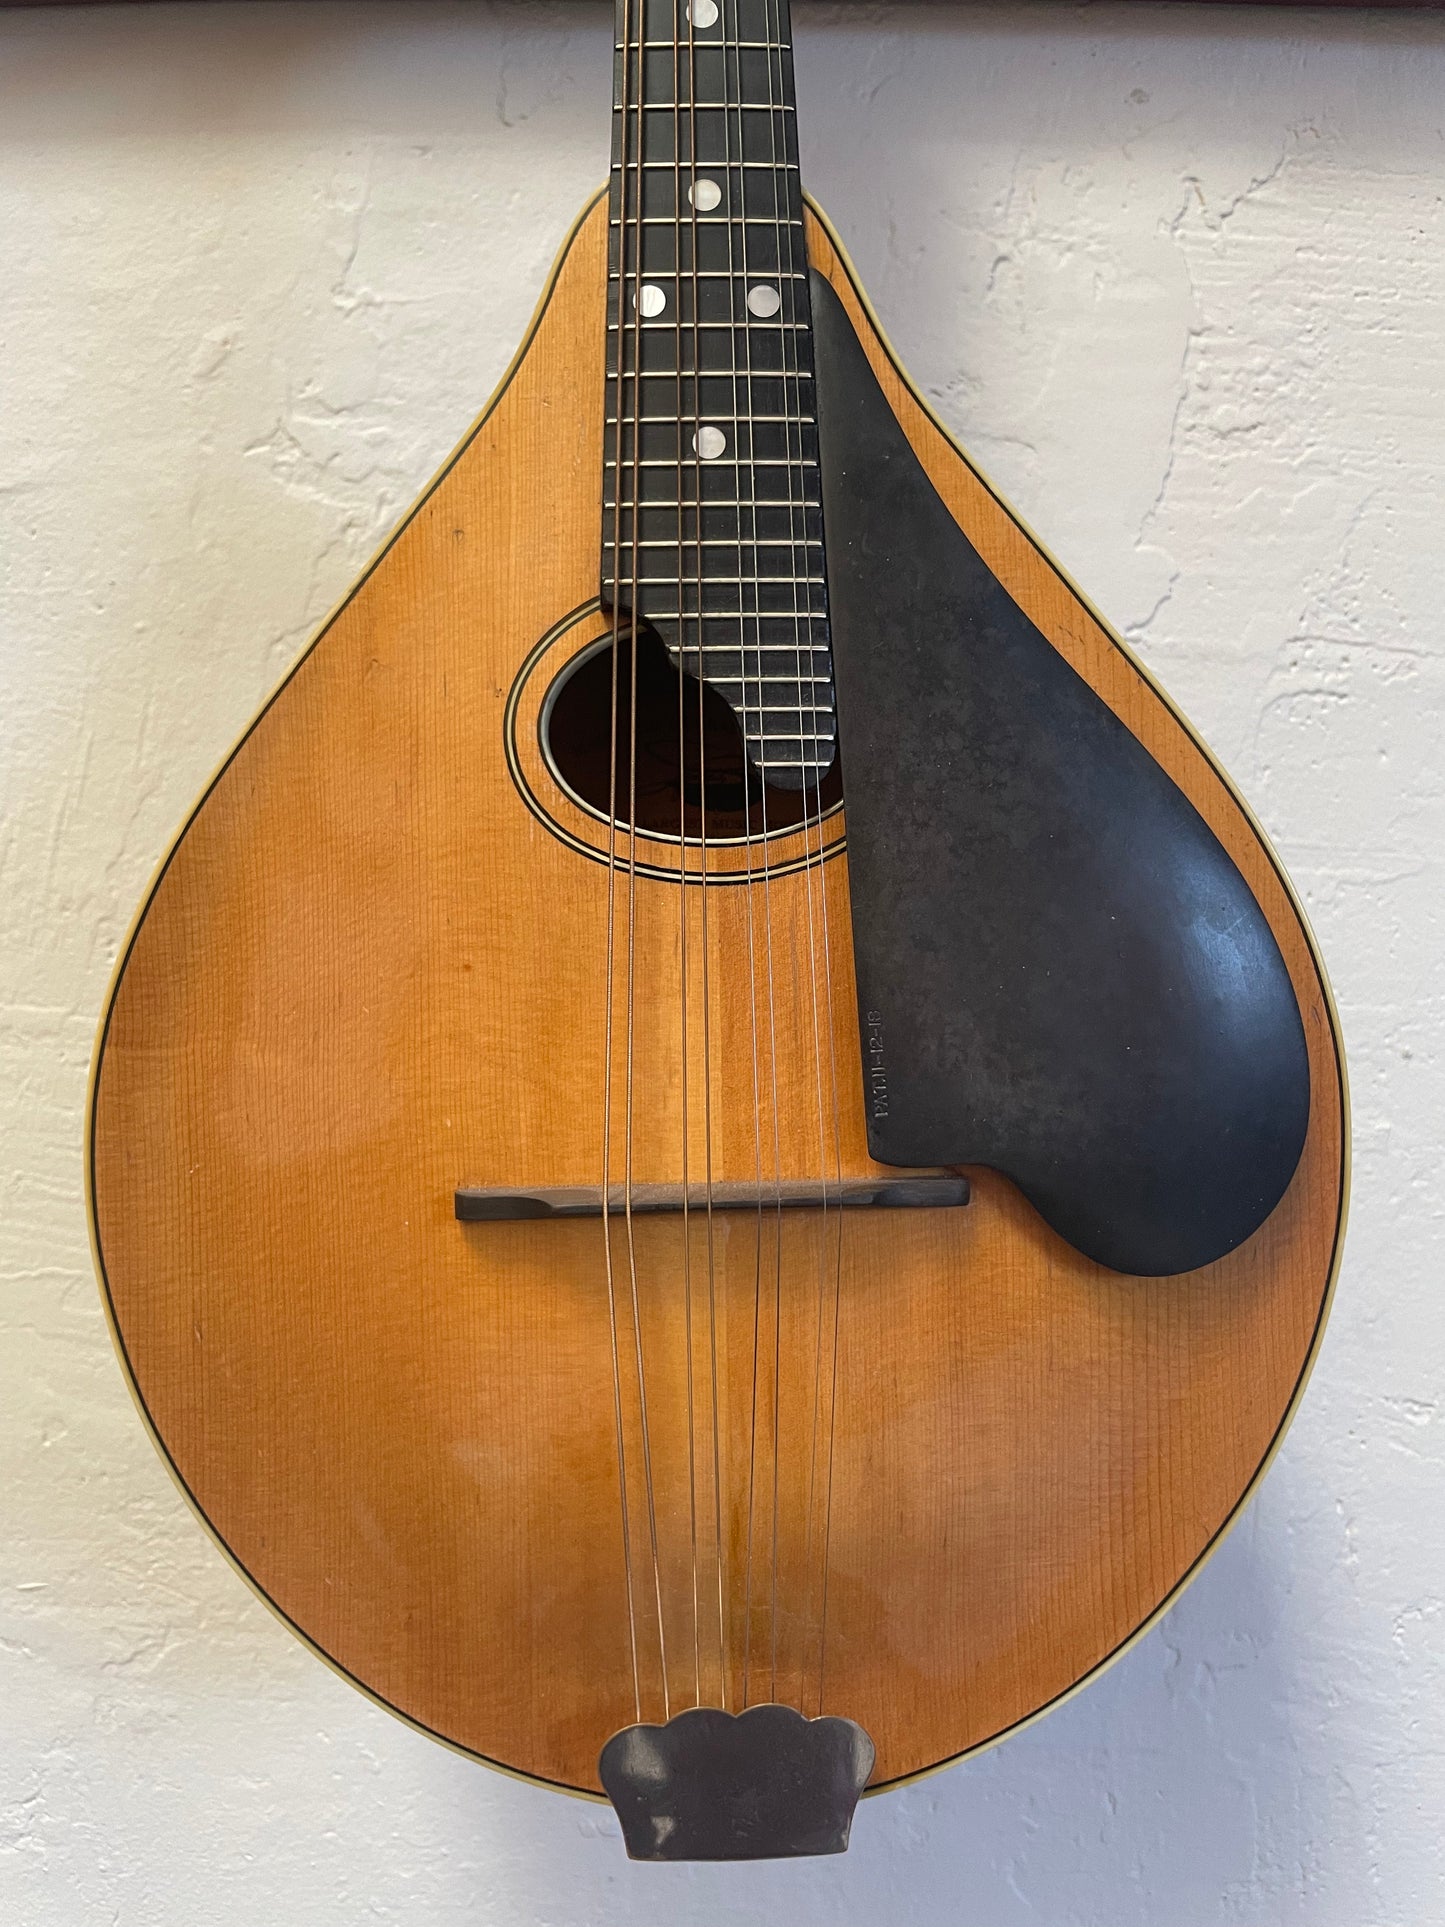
[601,0,845,1731]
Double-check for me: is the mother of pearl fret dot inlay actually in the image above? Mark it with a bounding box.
[693,426,727,460]
[688,0,720,26]
[633,284,667,318]
[689,178,723,213]
[746,284,782,318]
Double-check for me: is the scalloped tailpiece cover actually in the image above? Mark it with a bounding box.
[598,1706,876,1861]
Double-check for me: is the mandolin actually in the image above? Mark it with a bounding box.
[89,0,1347,1863]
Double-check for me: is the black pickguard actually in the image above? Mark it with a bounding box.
[811,272,1310,1278]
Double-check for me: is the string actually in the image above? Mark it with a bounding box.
[768,0,817,1716]
[767,0,847,1715]
[732,21,771,1713]
[672,0,703,1715]
[689,0,732,1721]
[730,0,765,1712]
[720,0,788,1712]
[604,0,643,1727]
[731,0,787,1688]
[739,0,795,1712]
[620,0,670,1720]
[677,0,731,1717]
[608,0,847,1723]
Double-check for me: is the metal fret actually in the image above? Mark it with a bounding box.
[609,500,818,514]
[619,572,826,588]
[606,322,811,334]
[608,537,822,552]
[609,216,808,227]
[740,753,839,765]
[693,643,830,656]
[618,554,825,568]
[613,159,799,171]
[617,39,793,51]
[641,613,824,624]
[608,268,809,281]
[618,101,796,113]
[641,595,825,609]
[605,414,816,428]
[624,540,820,551]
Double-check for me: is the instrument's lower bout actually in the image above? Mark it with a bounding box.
[87,191,1346,1799]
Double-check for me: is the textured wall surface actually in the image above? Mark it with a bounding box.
[3,3,1442,1921]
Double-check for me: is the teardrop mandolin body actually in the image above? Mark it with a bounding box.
[89,190,1346,1815]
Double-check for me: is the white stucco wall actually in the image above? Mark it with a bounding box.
[3,2,1442,1920]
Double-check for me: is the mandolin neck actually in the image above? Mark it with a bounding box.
[602,0,836,793]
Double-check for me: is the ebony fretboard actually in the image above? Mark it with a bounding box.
[601,0,835,792]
